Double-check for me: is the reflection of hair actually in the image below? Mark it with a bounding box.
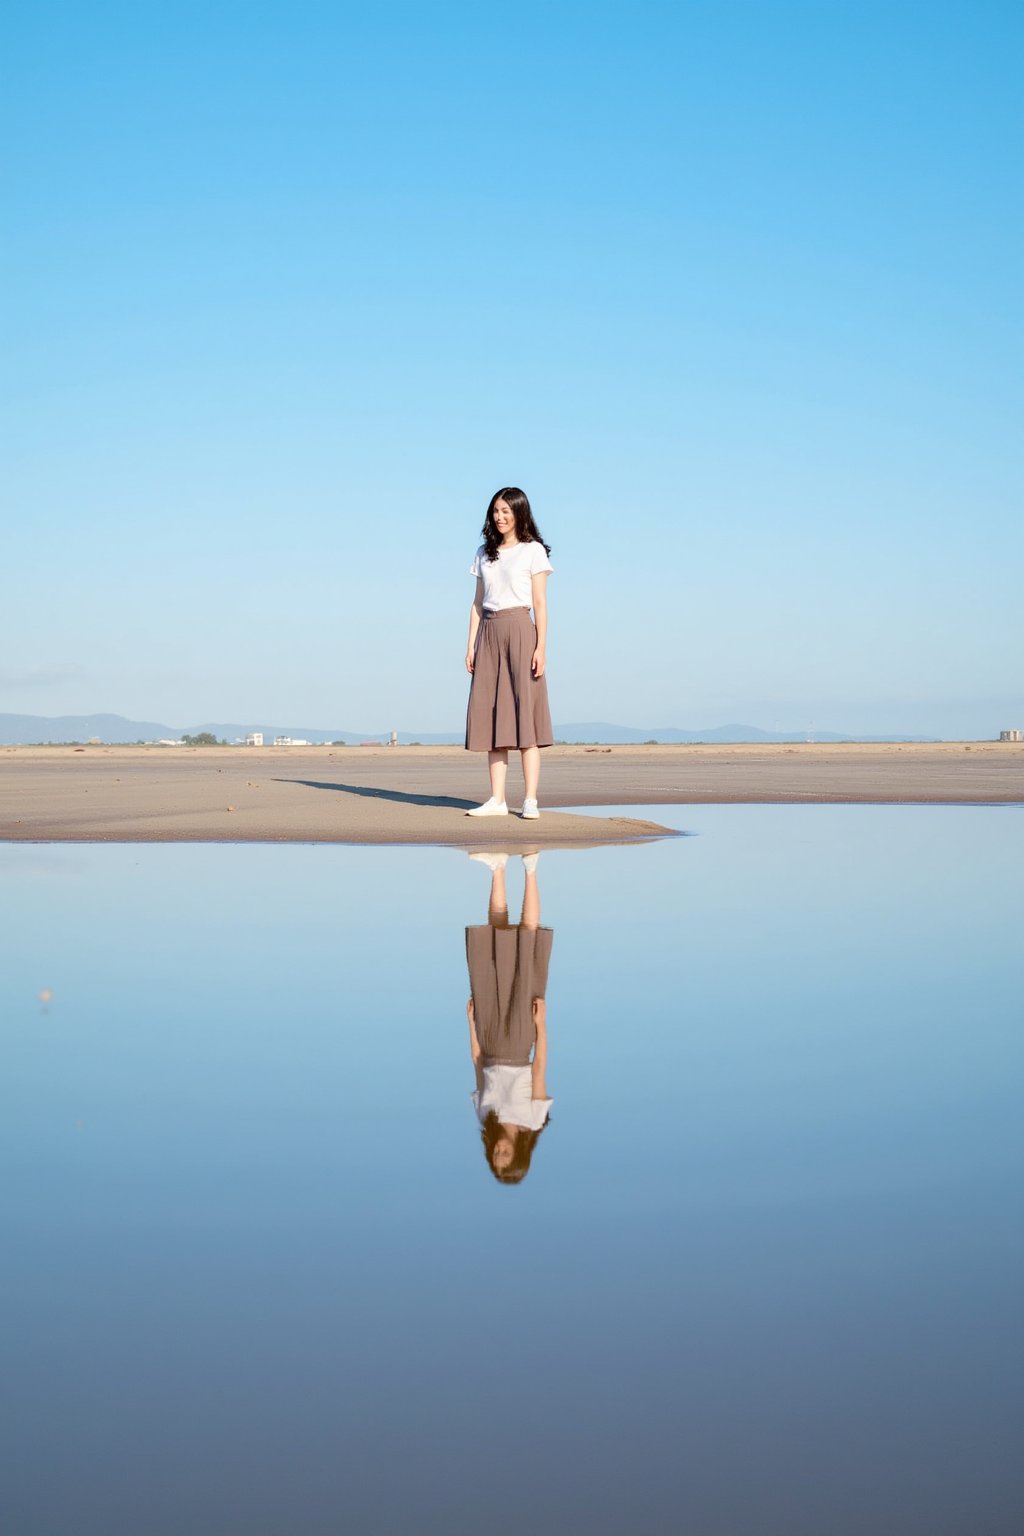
[482,487,552,565]
[480,1110,549,1185]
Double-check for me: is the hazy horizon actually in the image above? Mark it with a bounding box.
[0,704,1018,743]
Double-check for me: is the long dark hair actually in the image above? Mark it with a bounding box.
[481,486,551,564]
[480,1111,549,1186]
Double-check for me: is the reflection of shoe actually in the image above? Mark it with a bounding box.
[466,798,508,816]
[521,798,540,819]
[470,851,509,871]
[522,852,540,874]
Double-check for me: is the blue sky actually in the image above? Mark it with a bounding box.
[3,1,1021,736]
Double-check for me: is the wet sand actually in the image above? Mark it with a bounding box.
[1,742,1020,846]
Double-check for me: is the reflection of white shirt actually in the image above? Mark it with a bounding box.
[471,1064,552,1132]
[470,541,553,611]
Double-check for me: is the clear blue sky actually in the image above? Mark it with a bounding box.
[3,1,1021,735]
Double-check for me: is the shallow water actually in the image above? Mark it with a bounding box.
[2,807,1022,1535]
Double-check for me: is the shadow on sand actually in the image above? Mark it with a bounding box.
[274,778,476,811]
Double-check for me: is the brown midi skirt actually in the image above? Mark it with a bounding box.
[466,923,554,1064]
[465,606,554,752]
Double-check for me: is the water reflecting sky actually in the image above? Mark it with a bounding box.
[2,807,1022,1535]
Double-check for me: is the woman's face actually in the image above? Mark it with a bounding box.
[492,498,516,541]
[492,1132,516,1171]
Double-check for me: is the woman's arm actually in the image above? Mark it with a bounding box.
[467,997,484,1095]
[531,571,548,678]
[531,996,548,1099]
[466,577,484,673]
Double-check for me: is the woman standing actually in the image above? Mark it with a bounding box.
[464,487,553,819]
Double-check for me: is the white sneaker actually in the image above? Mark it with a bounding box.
[470,851,510,871]
[521,798,540,819]
[522,852,540,874]
[466,797,508,817]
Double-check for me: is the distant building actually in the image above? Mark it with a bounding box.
[999,728,1023,742]
[273,736,310,746]
[389,731,398,747]
[245,732,264,747]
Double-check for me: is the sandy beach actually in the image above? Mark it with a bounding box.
[0,741,1019,846]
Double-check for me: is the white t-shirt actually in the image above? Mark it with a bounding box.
[471,1064,552,1132]
[470,541,553,611]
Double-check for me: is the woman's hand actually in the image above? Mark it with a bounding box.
[532,647,546,678]
[465,649,475,674]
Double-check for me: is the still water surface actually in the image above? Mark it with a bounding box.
[2,807,1022,1535]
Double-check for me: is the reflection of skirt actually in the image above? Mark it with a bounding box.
[465,607,554,752]
[466,924,553,1064]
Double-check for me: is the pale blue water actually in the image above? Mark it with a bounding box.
[2,807,1022,1535]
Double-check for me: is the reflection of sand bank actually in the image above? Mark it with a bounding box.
[1,741,1019,845]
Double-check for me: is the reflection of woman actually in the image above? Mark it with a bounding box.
[466,853,552,1184]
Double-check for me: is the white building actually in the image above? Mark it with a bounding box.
[245,732,264,747]
[273,736,310,746]
[999,728,1022,742]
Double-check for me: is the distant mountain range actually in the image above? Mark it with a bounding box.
[0,712,943,746]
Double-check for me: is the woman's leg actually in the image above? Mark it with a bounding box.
[520,745,540,802]
[488,750,509,803]
[520,863,540,929]
[488,864,509,924]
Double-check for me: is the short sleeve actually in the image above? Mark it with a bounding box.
[469,546,484,579]
[529,542,553,576]
[529,1098,553,1130]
